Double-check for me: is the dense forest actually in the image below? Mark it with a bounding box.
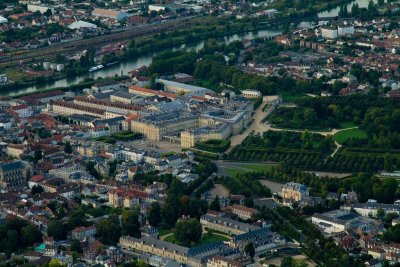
[224,126,400,172]
[0,217,42,254]
[256,96,400,173]
[267,95,400,132]
[235,131,335,155]
[227,138,398,173]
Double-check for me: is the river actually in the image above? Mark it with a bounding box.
[318,0,384,17]
[4,29,281,97]
[3,0,380,97]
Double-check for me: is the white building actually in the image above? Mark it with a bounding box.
[338,22,355,36]
[353,202,400,218]
[148,4,166,12]
[157,79,213,97]
[27,4,54,14]
[0,16,8,24]
[311,209,383,235]
[0,74,8,84]
[71,225,96,242]
[311,212,349,234]
[241,89,262,98]
[68,20,97,30]
[114,148,145,163]
[11,105,33,118]
[321,26,338,39]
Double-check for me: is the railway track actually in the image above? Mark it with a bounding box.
[0,17,197,68]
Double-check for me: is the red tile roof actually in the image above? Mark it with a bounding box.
[30,175,45,183]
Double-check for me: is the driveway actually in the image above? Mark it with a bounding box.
[229,95,279,150]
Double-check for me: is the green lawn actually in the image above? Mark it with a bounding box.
[112,131,142,141]
[164,234,176,243]
[339,121,357,129]
[244,163,276,172]
[225,163,275,177]
[195,139,230,153]
[279,91,308,102]
[164,231,229,247]
[5,69,31,82]
[226,168,248,177]
[91,131,142,144]
[194,232,229,247]
[158,228,174,237]
[334,128,368,144]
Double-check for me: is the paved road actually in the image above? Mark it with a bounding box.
[190,173,217,197]
[266,126,359,137]
[228,95,279,150]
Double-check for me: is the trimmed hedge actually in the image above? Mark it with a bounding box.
[195,139,230,153]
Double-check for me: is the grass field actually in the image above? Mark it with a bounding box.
[158,228,174,237]
[339,121,357,129]
[334,128,368,144]
[194,232,229,247]
[164,231,229,247]
[225,163,275,177]
[279,91,308,102]
[5,69,29,82]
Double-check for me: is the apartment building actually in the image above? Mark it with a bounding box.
[20,90,65,104]
[353,202,400,218]
[113,147,145,163]
[10,105,33,118]
[91,80,121,92]
[108,188,153,208]
[50,101,106,118]
[321,26,338,39]
[73,96,143,116]
[119,236,231,267]
[200,214,260,235]
[312,209,382,235]
[48,165,87,182]
[27,4,54,14]
[230,205,256,220]
[312,212,349,234]
[231,228,282,253]
[71,225,96,242]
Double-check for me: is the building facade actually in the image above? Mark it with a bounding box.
[0,161,33,190]
[241,89,262,98]
[281,182,309,202]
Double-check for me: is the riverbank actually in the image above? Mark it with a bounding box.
[0,0,374,98]
[0,26,282,97]
[0,75,131,100]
